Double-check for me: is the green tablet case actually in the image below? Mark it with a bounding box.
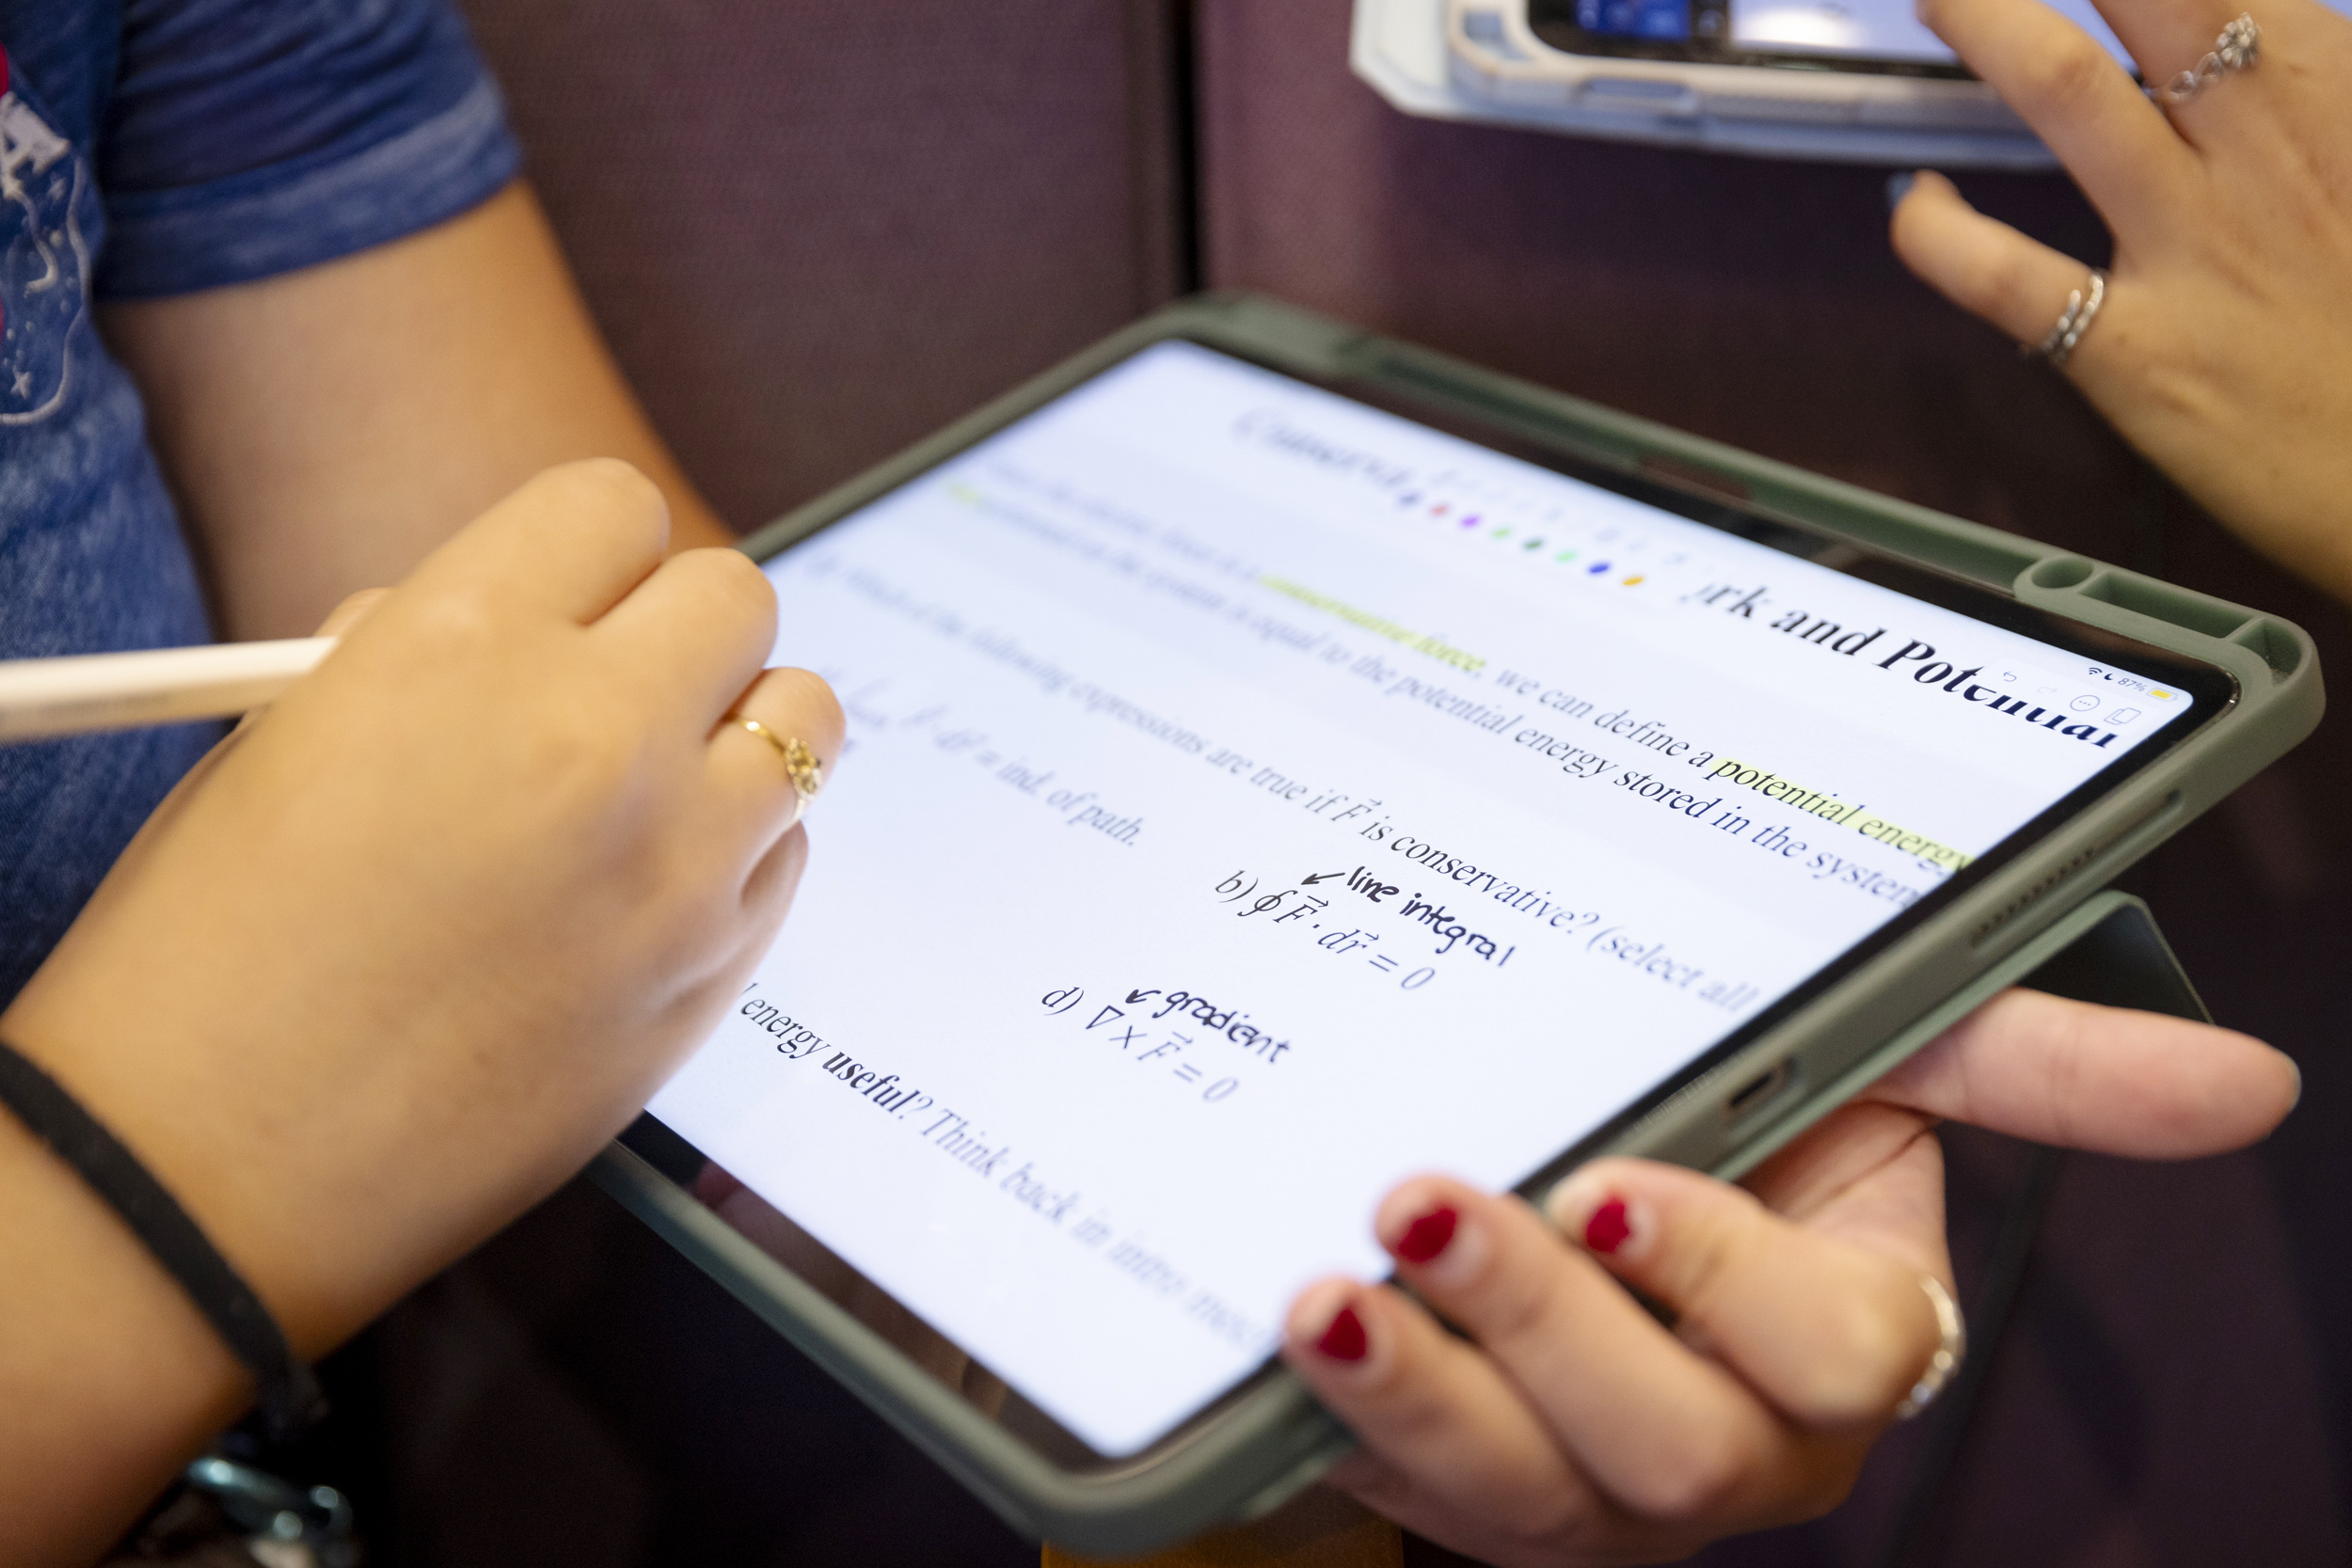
[593,293,2320,1557]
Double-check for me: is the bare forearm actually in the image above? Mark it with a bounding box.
[0,1101,246,1567]
[103,182,731,642]
[0,467,834,1560]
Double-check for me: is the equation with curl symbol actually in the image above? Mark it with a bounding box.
[1038,983,1265,1102]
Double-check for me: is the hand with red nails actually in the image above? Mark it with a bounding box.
[1282,987,2297,1565]
[1887,0,2352,601]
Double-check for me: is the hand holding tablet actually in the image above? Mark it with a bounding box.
[610,299,2316,1553]
[1281,989,2295,1564]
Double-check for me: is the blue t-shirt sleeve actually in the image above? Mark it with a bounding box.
[92,0,521,298]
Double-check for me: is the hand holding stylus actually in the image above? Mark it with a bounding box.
[1889,0,2352,600]
[0,463,842,1564]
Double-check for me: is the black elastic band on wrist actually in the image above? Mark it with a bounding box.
[0,1037,323,1441]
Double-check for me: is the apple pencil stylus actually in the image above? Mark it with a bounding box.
[0,638,335,743]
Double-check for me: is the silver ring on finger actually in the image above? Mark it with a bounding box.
[2146,12,2259,106]
[1894,1275,1967,1421]
[2023,269,2107,368]
[733,717,825,825]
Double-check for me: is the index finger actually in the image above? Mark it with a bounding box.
[1921,0,2195,223]
[402,459,672,626]
[1545,1160,1945,1434]
[1867,988,2300,1157]
[1364,1179,1798,1519]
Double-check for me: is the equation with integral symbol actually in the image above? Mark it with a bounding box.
[1215,866,1531,988]
[1216,868,1436,990]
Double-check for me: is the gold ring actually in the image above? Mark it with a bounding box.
[735,718,825,812]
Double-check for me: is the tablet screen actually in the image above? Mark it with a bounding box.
[1566,0,2133,68]
[1726,0,2124,67]
[643,340,2224,1459]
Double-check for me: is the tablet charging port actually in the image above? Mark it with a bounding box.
[1724,1059,1796,1122]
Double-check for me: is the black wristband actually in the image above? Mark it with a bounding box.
[0,1037,323,1441]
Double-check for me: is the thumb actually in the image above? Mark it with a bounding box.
[87,587,397,881]
[215,588,393,744]
[1868,988,2300,1158]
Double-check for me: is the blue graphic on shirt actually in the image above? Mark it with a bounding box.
[0,1,519,1008]
[0,64,89,423]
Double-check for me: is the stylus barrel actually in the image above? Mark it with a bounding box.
[0,638,335,742]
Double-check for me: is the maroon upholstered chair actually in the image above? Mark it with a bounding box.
[461,0,1188,531]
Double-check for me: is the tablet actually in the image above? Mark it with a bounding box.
[602,295,2317,1553]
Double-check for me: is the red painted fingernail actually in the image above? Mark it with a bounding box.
[1315,1304,1369,1362]
[1392,1204,1458,1264]
[1584,1196,1632,1254]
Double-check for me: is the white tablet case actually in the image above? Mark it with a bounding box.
[1352,0,2058,167]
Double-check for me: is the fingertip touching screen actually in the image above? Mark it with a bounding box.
[641,340,2226,1461]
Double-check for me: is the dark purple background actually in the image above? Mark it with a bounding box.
[311,3,2350,1561]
